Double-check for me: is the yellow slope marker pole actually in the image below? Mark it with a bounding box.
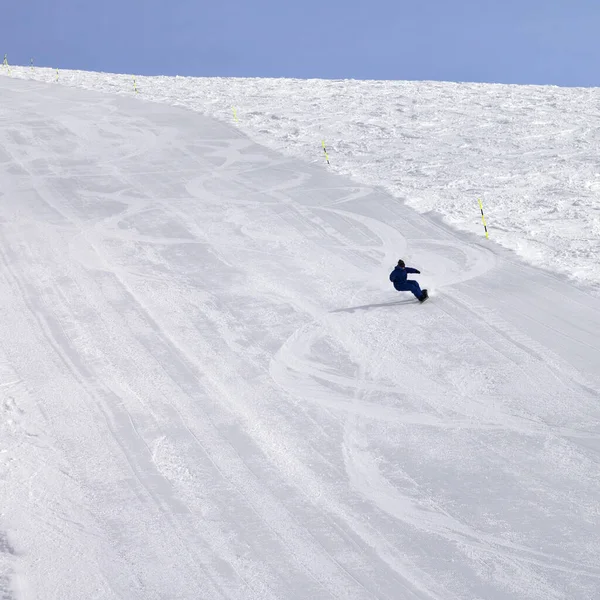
[321,140,330,165]
[30,58,34,71]
[232,106,238,123]
[132,75,138,93]
[478,198,489,239]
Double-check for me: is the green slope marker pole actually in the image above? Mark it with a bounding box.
[478,198,489,239]
[322,140,330,165]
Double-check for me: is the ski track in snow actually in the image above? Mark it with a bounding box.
[0,77,599,599]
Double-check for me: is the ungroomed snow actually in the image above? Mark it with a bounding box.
[0,77,599,600]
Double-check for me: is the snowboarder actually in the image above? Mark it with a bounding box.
[389,259,428,302]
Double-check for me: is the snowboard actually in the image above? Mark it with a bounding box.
[419,289,429,303]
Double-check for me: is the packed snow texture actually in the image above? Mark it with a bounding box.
[4,65,600,288]
[0,76,599,600]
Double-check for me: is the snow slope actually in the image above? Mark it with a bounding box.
[5,65,600,288]
[0,77,599,600]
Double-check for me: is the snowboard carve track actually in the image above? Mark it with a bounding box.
[268,159,600,598]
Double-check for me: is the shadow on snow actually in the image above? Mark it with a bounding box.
[330,298,415,314]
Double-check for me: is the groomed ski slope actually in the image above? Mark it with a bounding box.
[0,77,599,600]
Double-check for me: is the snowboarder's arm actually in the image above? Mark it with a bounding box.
[405,267,420,274]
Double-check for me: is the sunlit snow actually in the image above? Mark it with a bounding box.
[0,71,599,600]
[7,65,600,286]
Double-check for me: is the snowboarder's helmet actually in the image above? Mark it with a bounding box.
[397,259,405,268]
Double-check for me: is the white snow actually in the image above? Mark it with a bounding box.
[0,73,598,600]
[5,65,600,287]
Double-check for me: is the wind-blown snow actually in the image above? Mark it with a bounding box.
[0,75,599,600]
[5,65,600,288]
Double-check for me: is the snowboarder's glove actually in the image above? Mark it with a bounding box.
[414,270,421,274]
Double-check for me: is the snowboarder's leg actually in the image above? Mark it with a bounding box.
[395,280,423,299]
[406,280,423,299]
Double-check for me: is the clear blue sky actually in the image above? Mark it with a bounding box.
[3,0,600,86]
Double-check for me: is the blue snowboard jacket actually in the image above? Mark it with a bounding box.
[389,266,420,289]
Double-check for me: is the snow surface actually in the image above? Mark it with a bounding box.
[0,75,599,599]
[5,65,600,288]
